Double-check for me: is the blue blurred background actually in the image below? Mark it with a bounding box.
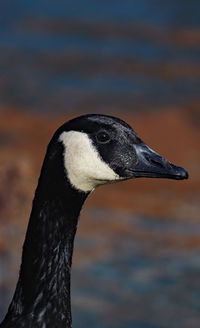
[1,0,200,113]
[0,1,200,328]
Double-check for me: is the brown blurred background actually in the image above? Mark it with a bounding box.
[0,1,200,327]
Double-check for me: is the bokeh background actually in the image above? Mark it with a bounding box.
[0,1,200,327]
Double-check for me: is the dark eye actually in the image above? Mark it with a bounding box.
[96,131,110,143]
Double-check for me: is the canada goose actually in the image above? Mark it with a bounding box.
[0,114,188,328]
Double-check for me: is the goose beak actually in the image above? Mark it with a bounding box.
[130,144,188,180]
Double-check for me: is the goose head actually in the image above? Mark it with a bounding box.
[52,114,188,193]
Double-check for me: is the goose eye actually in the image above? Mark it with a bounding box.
[96,131,110,143]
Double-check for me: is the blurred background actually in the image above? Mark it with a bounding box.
[0,1,200,327]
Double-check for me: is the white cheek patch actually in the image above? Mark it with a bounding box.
[59,131,120,192]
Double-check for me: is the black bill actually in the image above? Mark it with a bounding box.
[130,144,188,180]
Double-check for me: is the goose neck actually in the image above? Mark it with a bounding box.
[5,177,88,327]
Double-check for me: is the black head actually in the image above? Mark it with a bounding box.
[50,114,188,192]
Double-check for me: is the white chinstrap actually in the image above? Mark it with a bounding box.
[59,131,120,192]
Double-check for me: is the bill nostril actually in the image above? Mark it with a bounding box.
[144,153,165,168]
[149,158,164,169]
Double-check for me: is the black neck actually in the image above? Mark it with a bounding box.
[2,141,88,328]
